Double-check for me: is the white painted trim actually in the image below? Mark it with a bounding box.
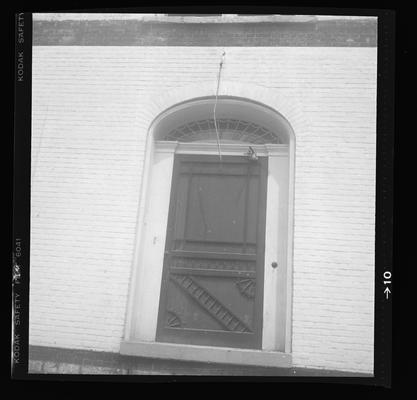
[285,138,296,354]
[153,141,178,153]
[262,158,280,351]
[155,141,289,157]
[133,150,176,341]
[120,340,292,368]
[262,154,289,351]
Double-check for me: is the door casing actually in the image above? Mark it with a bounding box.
[127,141,292,353]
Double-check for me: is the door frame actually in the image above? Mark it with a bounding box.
[123,140,293,347]
[121,98,296,366]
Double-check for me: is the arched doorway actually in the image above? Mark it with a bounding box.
[123,96,295,362]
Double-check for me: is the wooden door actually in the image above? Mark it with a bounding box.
[156,154,268,349]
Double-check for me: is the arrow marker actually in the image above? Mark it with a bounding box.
[384,287,391,299]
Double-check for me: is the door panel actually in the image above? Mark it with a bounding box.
[156,155,268,349]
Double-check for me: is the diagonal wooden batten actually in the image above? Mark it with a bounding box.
[170,273,252,333]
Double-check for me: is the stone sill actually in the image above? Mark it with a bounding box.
[120,340,292,368]
[28,345,373,376]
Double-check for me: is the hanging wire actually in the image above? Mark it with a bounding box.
[213,50,226,161]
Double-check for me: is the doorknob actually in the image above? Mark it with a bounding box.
[271,261,278,269]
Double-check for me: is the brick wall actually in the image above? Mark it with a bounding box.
[30,46,377,373]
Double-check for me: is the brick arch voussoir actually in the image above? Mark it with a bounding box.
[140,80,308,141]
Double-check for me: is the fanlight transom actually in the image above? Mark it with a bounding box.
[163,118,282,144]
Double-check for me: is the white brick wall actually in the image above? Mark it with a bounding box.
[30,46,377,373]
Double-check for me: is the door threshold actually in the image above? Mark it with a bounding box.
[120,340,292,368]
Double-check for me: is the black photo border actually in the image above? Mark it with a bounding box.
[11,4,398,389]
